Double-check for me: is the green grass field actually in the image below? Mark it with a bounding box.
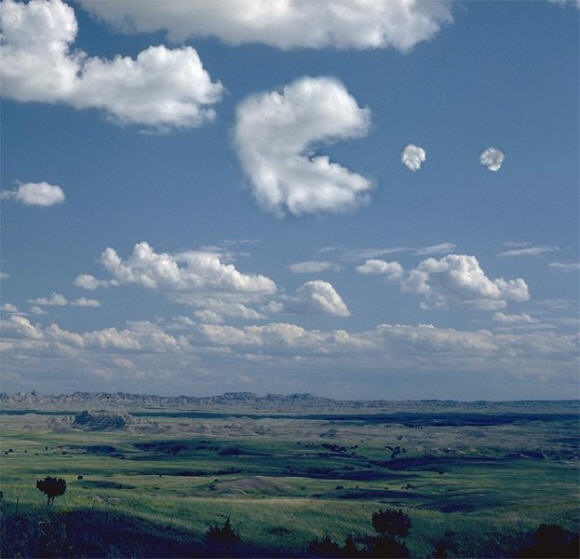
[1,408,578,557]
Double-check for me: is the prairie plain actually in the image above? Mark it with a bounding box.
[0,395,578,557]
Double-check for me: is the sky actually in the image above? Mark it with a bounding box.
[1,0,578,400]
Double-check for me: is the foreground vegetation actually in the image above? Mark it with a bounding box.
[1,403,578,557]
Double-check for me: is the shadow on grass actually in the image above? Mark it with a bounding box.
[0,507,291,558]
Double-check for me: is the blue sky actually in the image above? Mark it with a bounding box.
[1,0,578,399]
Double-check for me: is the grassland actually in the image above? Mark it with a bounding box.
[0,402,578,557]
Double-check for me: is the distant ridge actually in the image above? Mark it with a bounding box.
[1,390,578,413]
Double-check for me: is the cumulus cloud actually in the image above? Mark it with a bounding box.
[288,261,341,274]
[98,242,276,295]
[549,262,580,271]
[0,0,223,130]
[194,310,223,324]
[74,274,113,290]
[28,293,68,306]
[479,147,505,172]
[234,76,372,216]
[400,254,530,310]
[27,293,101,308]
[493,312,538,324]
[29,305,48,315]
[2,313,578,394]
[71,297,101,307]
[79,0,453,52]
[284,280,350,317]
[0,303,19,313]
[1,182,65,206]
[401,144,426,171]
[78,242,276,319]
[356,259,403,279]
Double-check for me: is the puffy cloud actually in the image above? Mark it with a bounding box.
[98,242,276,294]
[79,242,276,319]
[493,312,538,324]
[27,293,100,308]
[0,0,223,130]
[401,144,426,171]
[74,274,113,290]
[288,261,340,274]
[401,254,530,310]
[0,303,19,313]
[29,305,48,315]
[356,259,403,279]
[79,0,453,52]
[28,293,68,306]
[286,280,350,316]
[234,76,372,216]
[479,147,505,172]
[1,182,65,206]
[71,297,101,307]
[2,314,578,394]
[549,262,580,271]
[549,0,580,8]
[194,310,223,324]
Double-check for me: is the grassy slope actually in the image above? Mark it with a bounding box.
[1,413,578,557]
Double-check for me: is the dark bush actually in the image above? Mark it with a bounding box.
[36,477,66,506]
[518,523,579,558]
[204,518,241,546]
[371,509,411,538]
[308,535,342,557]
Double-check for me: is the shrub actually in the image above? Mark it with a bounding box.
[204,518,241,546]
[371,508,411,538]
[36,477,66,506]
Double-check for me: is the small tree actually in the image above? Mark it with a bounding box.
[371,509,411,538]
[36,477,66,506]
[205,518,241,546]
[367,508,411,558]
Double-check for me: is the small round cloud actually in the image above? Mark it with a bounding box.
[480,147,505,172]
[401,144,426,172]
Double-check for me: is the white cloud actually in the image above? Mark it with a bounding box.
[28,293,68,306]
[356,259,403,279]
[2,314,578,393]
[71,297,101,307]
[29,305,48,315]
[98,242,276,295]
[79,242,276,319]
[493,312,538,324]
[415,242,456,255]
[401,144,426,171]
[74,274,112,290]
[401,254,530,310]
[479,147,505,172]
[549,262,580,271]
[26,293,100,308]
[234,76,372,217]
[1,182,65,206]
[288,261,340,274]
[285,280,350,317]
[0,303,19,313]
[0,273,9,280]
[548,0,580,8]
[0,0,223,130]
[79,0,453,52]
[498,245,559,257]
[194,310,223,324]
